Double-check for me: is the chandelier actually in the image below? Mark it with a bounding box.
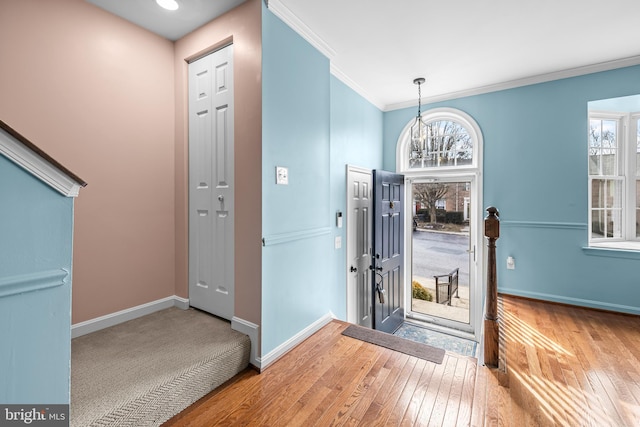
[410,77,428,160]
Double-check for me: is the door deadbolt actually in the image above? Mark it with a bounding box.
[217,195,224,202]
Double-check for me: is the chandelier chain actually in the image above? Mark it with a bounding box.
[417,81,422,116]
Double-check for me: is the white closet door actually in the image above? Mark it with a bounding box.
[188,44,234,320]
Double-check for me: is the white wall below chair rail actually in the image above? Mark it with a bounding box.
[71,296,190,338]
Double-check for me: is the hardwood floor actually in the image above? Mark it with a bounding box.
[163,295,640,426]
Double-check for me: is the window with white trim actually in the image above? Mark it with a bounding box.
[588,109,640,247]
[397,108,481,174]
[409,119,473,169]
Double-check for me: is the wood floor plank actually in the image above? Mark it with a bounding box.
[547,308,594,426]
[585,316,640,427]
[310,341,386,426]
[298,342,381,425]
[279,337,373,425]
[550,305,602,427]
[240,340,361,425]
[368,356,417,427]
[441,355,470,426]
[468,364,487,427]
[455,358,477,427]
[569,313,628,426]
[350,351,409,426]
[384,358,427,426]
[361,352,411,422]
[276,385,333,427]
[275,337,365,426]
[483,368,501,426]
[163,296,640,427]
[504,343,535,426]
[419,355,457,426]
[330,348,394,426]
[398,357,438,426]
[518,300,563,425]
[226,336,359,425]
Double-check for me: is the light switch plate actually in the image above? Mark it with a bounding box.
[276,166,288,185]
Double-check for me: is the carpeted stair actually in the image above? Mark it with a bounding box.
[71,307,250,427]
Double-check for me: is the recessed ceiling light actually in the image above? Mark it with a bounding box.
[156,0,179,11]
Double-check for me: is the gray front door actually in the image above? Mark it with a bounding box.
[372,170,404,333]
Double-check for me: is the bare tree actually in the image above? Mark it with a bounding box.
[414,183,449,223]
[589,119,617,175]
[426,121,473,164]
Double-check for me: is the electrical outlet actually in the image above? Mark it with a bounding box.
[506,256,515,270]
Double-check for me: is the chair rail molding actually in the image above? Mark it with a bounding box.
[0,269,68,299]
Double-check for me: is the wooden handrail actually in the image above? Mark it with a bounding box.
[484,206,500,368]
[0,119,87,188]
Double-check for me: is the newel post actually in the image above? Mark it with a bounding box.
[484,206,500,368]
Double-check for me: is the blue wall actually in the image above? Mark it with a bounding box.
[262,5,333,355]
[384,65,640,314]
[329,77,383,319]
[263,4,639,361]
[261,6,384,356]
[0,155,74,403]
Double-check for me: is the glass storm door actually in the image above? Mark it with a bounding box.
[410,179,475,331]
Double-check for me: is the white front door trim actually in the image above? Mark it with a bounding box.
[395,107,484,343]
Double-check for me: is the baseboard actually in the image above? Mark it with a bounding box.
[72,295,190,338]
[259,312,336,371]
[500,288,640,316]
[231,317,260,368]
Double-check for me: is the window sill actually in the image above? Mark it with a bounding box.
[583,243,640,260]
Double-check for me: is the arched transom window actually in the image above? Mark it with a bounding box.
[397,108,482,173]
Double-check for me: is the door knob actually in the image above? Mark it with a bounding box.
[350,266,357,273]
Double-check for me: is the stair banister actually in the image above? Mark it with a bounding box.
[484,206,500,368]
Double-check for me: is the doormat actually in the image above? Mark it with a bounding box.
[393,322,477,358]
[342,325,445,364]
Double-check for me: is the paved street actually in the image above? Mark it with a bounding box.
[411,229,470,287]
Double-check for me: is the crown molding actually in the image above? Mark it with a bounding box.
[266,2,640,113]
[329,63,385,110]
[385,55,640,112]
[267,0,336,60]
[267,0,384,110]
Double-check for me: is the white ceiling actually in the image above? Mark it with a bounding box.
[86,0,247,41]
[87,0,640,111]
